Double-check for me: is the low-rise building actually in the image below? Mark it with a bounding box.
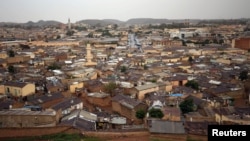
[112,94,148,122]
[135,83,159,100]
[0,109,59,128]
[51,97,83,117]
[3,81,35,97]
[87,92,111,107]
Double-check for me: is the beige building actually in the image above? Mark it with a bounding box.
[3,82,35,97]
[28,41,80,47]
[0,51,8,59]
[6,55,30,64]
[66,68,97,80]
[69,82,84,94]
[215,113,250,125]
[135,83,159,100]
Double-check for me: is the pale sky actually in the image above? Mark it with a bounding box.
[0,0,250,23]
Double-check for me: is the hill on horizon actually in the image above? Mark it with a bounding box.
[1,18,249,27]
[0,20,63,27]
[76,18,204,26]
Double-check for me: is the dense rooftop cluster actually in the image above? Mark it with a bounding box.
[0,20,250,136]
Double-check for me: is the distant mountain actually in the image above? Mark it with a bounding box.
[76,18,202,26]
[125,18,202,25]
[103,19,124,25]
[76,19,123,26]
[125,18,171,25]
[1,18,248,28]
[0,20,63,27]
[24,20,63,27]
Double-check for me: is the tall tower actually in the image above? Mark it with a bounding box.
[85,44,97,66]
[68,18,71,30]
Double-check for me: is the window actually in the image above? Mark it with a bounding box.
[14,89,17,95]
[6,87,10,93]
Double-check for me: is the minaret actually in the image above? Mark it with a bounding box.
[68,18,71,30]
[85,44,97,66]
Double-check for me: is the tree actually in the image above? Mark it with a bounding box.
[185,80,199,90]
[8,65,15,73]
[239,70,248,81]
[188,56,194,64]
[47,63,61,70]
[148,108,164,119]
[87,32,94,38]
[66,30,74,36]
[113,24,118,30]
[74,26,87,31]
[8,50,15,57]
[143,65,148,70]
[179,99,195,114]
[219,39,224,44]
[136,109,146,121]
[120,66,127,73]
[173,37,180,40]
[104,82,119,97]
[102,30,112,37]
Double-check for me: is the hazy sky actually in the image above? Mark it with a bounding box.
[0,0,250,23]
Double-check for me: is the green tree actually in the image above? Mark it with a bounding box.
[87,32,94,38]
[47,63,61,70]
[8,50,15,57]
[56,35,61,39]
[179,99,195,114]
[74,26,87,31]
[120,66,127,73]
[66,30,74,36]
[173,37,180,40]
[102,30,112,37]
[104,82,119,97]
[113,24,118,30]
[239,70,248,81]
[151,79,157,83]
[8,65,15,73]
[143,65,148,70]
[219,39,224,44]
[136,109,146,121]
[188,56,194,64]
[185,80,199,90]
[148,108,164,119]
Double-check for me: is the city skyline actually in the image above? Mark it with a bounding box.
[0,0,250,23]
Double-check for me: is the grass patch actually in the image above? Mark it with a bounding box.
[3,133,104,141]
[150,137,174,141]
[186,136,203,141]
